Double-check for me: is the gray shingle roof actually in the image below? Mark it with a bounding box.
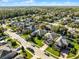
[1,51,18,59]
[0,50,11,58]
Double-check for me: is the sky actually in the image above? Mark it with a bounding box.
[0,0,79,6]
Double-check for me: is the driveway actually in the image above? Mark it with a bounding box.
[4,29,56,59]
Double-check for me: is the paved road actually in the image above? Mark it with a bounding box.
[5,30,31,49]
[31,47,55,59]
[4,29,56,59]
[59,53,67,59]
[5,22,79,59]
[2,19,79,59]
[49,22,79,32]
[40,44,48,51]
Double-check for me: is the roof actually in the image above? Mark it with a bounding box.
[14,55,25,59]
[31,29,47,37]
[75,19,79,23]
[44,32,58,40]
[1,51,18,59]
[0,50,11,58]
[55,36,68,48]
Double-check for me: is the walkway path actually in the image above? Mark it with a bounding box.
[4,28,56,59]
[50,21,79,59]
[40,44,48,51]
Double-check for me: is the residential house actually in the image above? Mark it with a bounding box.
[31,29,47,37]
[1,51,18,59]
[14,55,25,59]
[55,36,68,49]
[44,32,58,45]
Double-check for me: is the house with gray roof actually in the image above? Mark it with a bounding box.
[14,55,25,59]
[44,32,58,45]
[0,50,11,58]
[1,51,18,59]
[31,29,47,37]
[55,36,68,49]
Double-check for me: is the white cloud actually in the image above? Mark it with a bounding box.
[21,0,34,4]
[0,0,35,6]
[0,0,34,3]
[0,0,79,6]
[10,0,35,6]
[34,1,79,6]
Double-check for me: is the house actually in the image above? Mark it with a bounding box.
[0,21,3,25]
[72,17,79,24]
[0,40,7,46]
[31,29,47,37]
[26,25,36,32]
[26,18,34,22]
[0,50,11,58]
[73,17,79,20]
[74,19,79,24]
[0,41,18,59]
[1,51,18,59]
[0,37,5,41]
[44,32,58,45]
[14,55,25,59]
[45,25,52,31]
[68,28,76,34]
[55,36,68,49]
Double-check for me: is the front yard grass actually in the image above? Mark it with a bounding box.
[25,49,33,59]
[6,25,11,29]
[66,31,79,59]
[74,55,79,59]
[67,39,79,58]
[67,53,75,58]
[21,34,44,47]
[46,47,60,57]
[34,37,44,47]
[5,37,20,48]
[20,49,33,59]
[21,34,29,40]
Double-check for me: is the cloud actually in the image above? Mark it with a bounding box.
[33,1,79,6]
[0,0,34,3]
[11,0,35,6]
[0,0,79,6]
[20,0,34,4]
[0,0,35,6]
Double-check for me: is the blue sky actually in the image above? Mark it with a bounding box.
[0,0,79,6]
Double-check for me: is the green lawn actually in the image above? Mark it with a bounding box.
[5,37,20,48]
[26,50,33,59]
[20,49,33,59]
[70,38,79,50]
[34,37,44,47]
[67,39,79,58]
[46,47,60,57]
[74,55,79,59]
[67,53,75,58]
[6,25,11,29]
[21,34,29,40]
